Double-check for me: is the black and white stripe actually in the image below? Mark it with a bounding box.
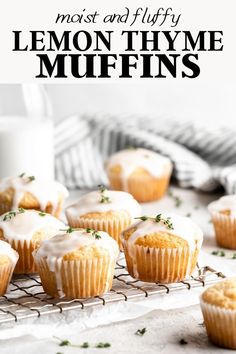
[54,114,236,193]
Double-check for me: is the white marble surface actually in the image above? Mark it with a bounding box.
[0,185,235,354]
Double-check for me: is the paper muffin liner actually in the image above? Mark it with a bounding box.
[122,241,200,283]
[107,172,171,202]
[0,261,17,296]
[34,255,116,298]
[66,213,132,249]
[210,211,236,249]
[200,299,236,349]
[8,239,38,274]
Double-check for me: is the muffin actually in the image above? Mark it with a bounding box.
[0,209,65,274]
[66,187,141,249]
[208,195,236,249]
[0,174,69,218]
[0,240,18,296]
[121,213,203,283]
[33,228,119,298]
[200,278,236,349]
[105,148,173,202]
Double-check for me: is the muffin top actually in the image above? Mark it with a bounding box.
[66,188,141,219]
[202,278,236,310]
[0,240,18,263]
[208,195,236,216]
[106,148,172,179]
[34,228,119,262]
[122,213,203,251]
[0,209,65,243]
[0,174,69,212]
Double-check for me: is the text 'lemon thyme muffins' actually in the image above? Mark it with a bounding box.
[0,240,18,296]
[0,174,69,218]
[66,188,141,249]
[33,228,119,298]
[0,209,65,274]
[121,213,203,283]
[105,148,173,202]
[200,278,236,349]
[208,195,236,249]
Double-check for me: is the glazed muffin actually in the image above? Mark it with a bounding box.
[200,278,236,349]
[0,209,65,274]
[105,148,173,202]
[121,213,203,283]
[33,228,119,298]
[0,240,18,296]
[208,195,236,249]
[66,187,141,249]
[0,174,69,218]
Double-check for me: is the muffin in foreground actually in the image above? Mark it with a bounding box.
[208,195,236,249]
[0,240,18,296]
[200,278,236,349]
[121,213,203,283]
[105,148,173,202]
[66,186,141,249]
[0,174,69,218]
[0,209,65,274]
[33,228,119,298]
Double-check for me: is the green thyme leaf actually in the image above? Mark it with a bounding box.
[38,212,46,217]
[59,340,70,347]
[96,342,111,348]
[135,328,147,336]
[81,342,89,348]
[98,185,111,204]
[19,172,25,178]
[179,338,188,345]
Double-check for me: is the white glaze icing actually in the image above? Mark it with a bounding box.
[66,190,141,219]
[0,175,69,213]
[106,148,172,191]
[34,229,119,297]
[124,214,203,251]
[0,209,65,245]
[122,214,203,279]
[208,195,236,216]
[0,240,18,263]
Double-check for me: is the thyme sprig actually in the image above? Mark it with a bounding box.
[60,227,101,239]
[135,214,174,230]
[19,172,35,183]
[98,185,111,204]
[3,208,25,221]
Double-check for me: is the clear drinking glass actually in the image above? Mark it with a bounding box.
[0,84,54,179]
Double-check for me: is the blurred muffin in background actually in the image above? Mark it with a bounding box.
[34,228,119,298]
[105,148,172,202]
[201,278,236,349]
[66,186,141,249]
[0,209,65,274]
[121,213,203,283]
[208,195,236,249]
[0,240,18,296]
[0,174,69,218]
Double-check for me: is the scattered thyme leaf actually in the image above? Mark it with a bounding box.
[38,212,46,217]
[185,213,191,218]
[59,340,70,347]
[19,172,25,178]
[211,250,219,256]
[211,250,225,257]
[168,190,182,207]
[135,328,147,336]
[81,342,89,348]
[86,228,101,239]
[232,253,236,259]
[28,175,35,182]
[194,205,199,210]
[96,342,111,348]
[179,338,188,345]
[98,185,111,204]
[219,251,225,257]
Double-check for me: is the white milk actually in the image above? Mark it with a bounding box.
[0,116,54,179]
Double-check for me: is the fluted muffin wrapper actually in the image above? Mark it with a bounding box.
[122,241,200,283]
[66,214,132,250]
[7,239,38,274]
[34,255,116,299]
[107,171,172,202]
[0,261,18,296]
[200,298,236,349]
[210,211,236,249]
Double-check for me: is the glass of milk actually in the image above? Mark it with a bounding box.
[0,85,54,179]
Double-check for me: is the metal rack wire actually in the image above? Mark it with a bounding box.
[0,257,225,324]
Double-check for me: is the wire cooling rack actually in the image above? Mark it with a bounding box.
[0,256,225,324]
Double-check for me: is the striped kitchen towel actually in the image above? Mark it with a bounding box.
[54,114,236,193]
